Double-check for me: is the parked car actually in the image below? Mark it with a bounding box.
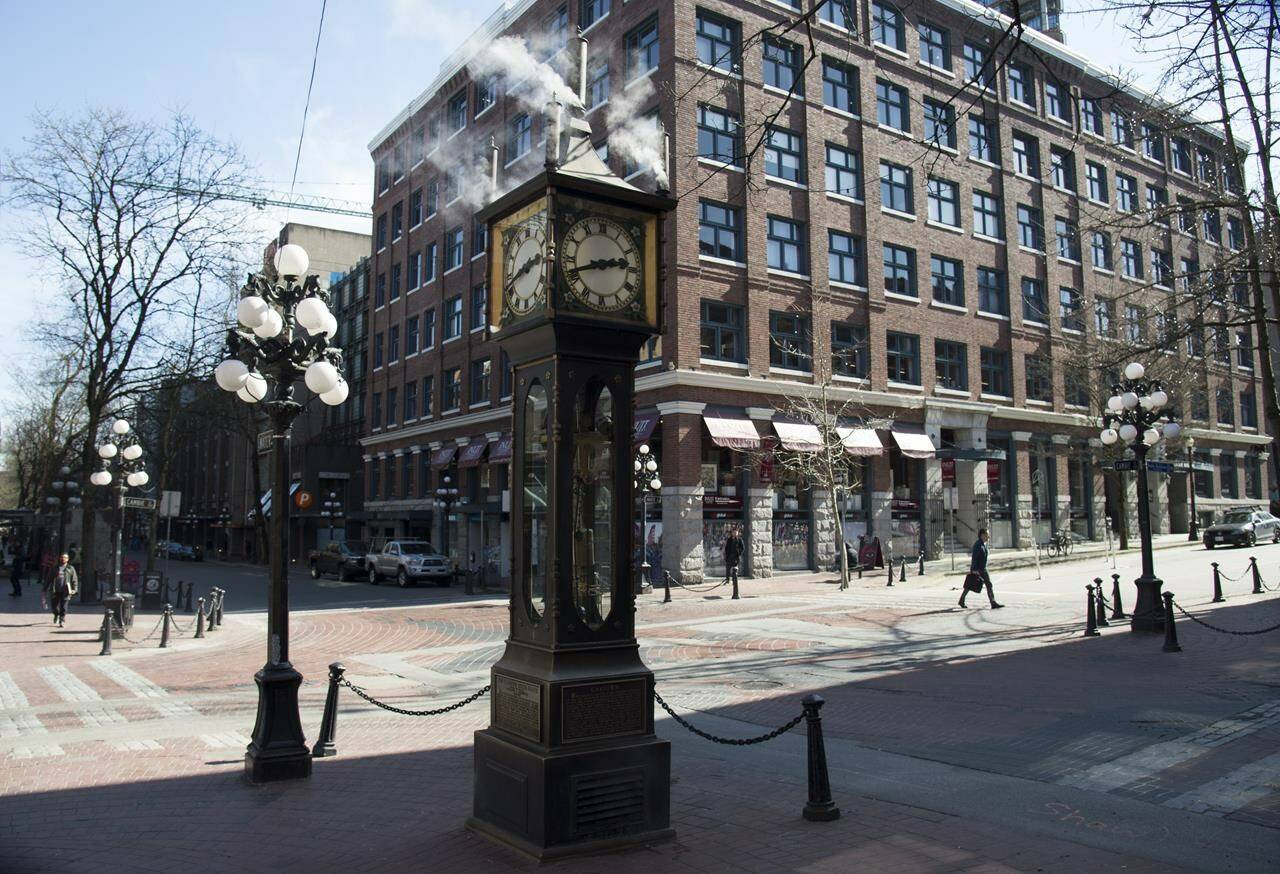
[1203,509,1280,549]
[366,540,452,587]
[309,541,366,581]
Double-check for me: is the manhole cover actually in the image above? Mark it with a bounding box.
[734,679,784,691]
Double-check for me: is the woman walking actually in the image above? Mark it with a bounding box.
[45,553,79,626]
[960,529,1003,609]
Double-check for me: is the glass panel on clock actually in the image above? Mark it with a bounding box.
[524,381,549,620]
[572,383,614,630]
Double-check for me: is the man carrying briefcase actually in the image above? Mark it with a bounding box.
[960,528,1003,609]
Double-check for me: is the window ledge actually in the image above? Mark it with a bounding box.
[886,380,924,392]
[826,192,864,206]
[762,84,805,102]
[976,311,1010,322]
[1026,399,1053,407]
[935,386,970,398]
[1064,404,1090,412]
[445,196,463,208]
[443,335,461,345]
[636,359,664,371]
[697,157,744,173]
[968,156,1001,170]
[925,220,963,235]
[503,152,531,170]
[469,401,491,410]
[832,374,869,386]
[768,367,813,378]
[579,12,609,37]
[821,104,860,122]
[1052,186,1077,198]
[699,255,747,269]
[625,67,658,91]
[1023,320,1049,330]
[1092,267,1115,276]
[874,42,911,61]
[1058,257,1082,267]
[1088,198,1110,209]
[930,300,967,314]
[699,358,749,370]
[471,251,486,261]
[470,326,487,334]
[765,175,808,190]
[443,265,463,277]
[829,280,868,293]
[980,393,1014,402]
[376,247,387,255]
[877,124,913,140]
[767,268,811,281]
[918,60,954,78]
[972,233,1006,246]
[1062,328,1084,336]
[693,62,742,82]
[474,104,495,120]
[885,291,920,304]
[1019,246,1047,257]
[881,206,916,222]
[1008,98,1037,112]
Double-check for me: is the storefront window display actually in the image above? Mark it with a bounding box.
[1067,449,1093,538]
[838,458,871,545]
[772,469,812,571]
[889,450,923,556]
[986,437,1015,548]
[702,443,744,577]
[1028,440,1057,545]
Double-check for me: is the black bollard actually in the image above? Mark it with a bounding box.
[1093,578,1110,627]
[856,565,862,580]
[917,553,925,577]
[801,693,840,822]
[662,570,672,604]
[731,571,739,600]
[311,662,346,758]
[1110,574,1126,620]
[1250,557,1263,594]
[183,580,193,613]
[1162,592,1182,653]
[1083,585,1100,637]
[195,598,205,639]
[899,556,907,583]
[98,607,113,656]
[159,605,171,649]
[1211,562,1225,603]
[885,552,894,587]
[215,588,225,625]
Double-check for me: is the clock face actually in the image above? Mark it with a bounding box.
[561,217,642,313]
[502,214,547,317]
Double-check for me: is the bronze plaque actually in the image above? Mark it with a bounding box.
[561,679,646,743]
[493,675,541,742]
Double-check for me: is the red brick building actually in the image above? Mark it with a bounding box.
[363,0,1270,583]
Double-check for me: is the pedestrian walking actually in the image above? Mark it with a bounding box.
[9,549,25,597]
[960,529,1004,609]
[44,553,79,627]
[723,526,744,588]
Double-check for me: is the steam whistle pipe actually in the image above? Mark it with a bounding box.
[544,99,561,170]
[656,123,671,196]
[576,29,589,103]
[488,136,499,199]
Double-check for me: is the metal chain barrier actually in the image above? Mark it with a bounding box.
[112,613,165,645]
[652,688,805,746]
[168,613,196,634]
[670,577,731,594]
[337,678,490,717]
[1172,600,1280,636]
[1217,563,1252,582]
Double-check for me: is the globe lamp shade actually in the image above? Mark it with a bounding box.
[1124,362,1146,380]
[1143,428,1161,446]
[294,297,330,333]
[215,359,250,392]
[304,360,340,394]
[98,443,118,459]
[1100,428,1118,446]
[321,312,338,339]
[253,308,283,339]
[274,243,310,278]
[1118,424,1139,443]
[236,296,270,328]
[1121,392,1139,409]
[91,471,111,486]
[319,379,349,407]
[1150,389,1168,409]
[1163,422,1181,441]
[1107,395,1124,413]
[122,444,143,461]
[238,372,268,403]
[112,419,130,435]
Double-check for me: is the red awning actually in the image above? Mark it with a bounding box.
[633,411,659,445]
[703,410,761,450]
[772,420,821,452]
[489,434,513,463]
[430,445,458,468]
[457,438,489,468]
[883,427,937,459]
[837,427,884,456]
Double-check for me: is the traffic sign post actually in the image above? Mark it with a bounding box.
[123,496,157,511]
[1145,461,1174,474]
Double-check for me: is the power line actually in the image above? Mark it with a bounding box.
[121,180,368,218]
[288,0,329,222]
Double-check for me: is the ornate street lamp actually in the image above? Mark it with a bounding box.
[1098,362,1181,633]
[319,491,343,545]
[434,475,459,560]
[633,443,661,593]
[45,465,81,558]
[218,506,233,559]
[1184,436,1200,542]
[214,243,347,784]
[90,419,148,627]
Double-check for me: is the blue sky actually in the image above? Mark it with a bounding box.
[0,0,1140,419]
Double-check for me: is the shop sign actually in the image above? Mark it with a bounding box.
[773,510,808,521]
[987,460,1002,483]
[703,495,743,510]
[758,452,775,484]
[704,509,741,520]
[941,459,955,484]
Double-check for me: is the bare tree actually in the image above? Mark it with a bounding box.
[0,356,88,512]
[1,108,253,591]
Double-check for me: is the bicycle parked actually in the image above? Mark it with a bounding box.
[1044,529,1075,558]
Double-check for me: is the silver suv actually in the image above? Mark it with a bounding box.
[366,540,452,587]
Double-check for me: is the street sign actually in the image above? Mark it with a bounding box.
[1112,460,1138,471]
[1145,461,1174,474]
[123,496,157,510]
[159,490,181,517]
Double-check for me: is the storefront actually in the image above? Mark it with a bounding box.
[986,436,1016,548]
[1066,445,1093,539]
[883,426,935,557]
[700,409,758,577]
[769,419,822,571]
[1027,439,1057,544]
[430,444,460,564]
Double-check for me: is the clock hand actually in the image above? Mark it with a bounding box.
[508,254,541,285]
[578,258,630,271]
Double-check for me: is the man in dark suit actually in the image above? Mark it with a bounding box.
[960,528,1004,609]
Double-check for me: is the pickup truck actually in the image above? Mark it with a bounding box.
[366,540,453,587]
[309,541,367,581]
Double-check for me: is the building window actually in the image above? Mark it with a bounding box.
[1236,329,1253,369]
[1049,146,1075,191]
[1245,454,1262,497]
[822,59,859,114]
[1125,304,1145,342]
[376,213,387,250]
[373,331,384,368]
[980,347,1010,396]
[700,300,745,362]
[697,105,741,165]
[470,358,491,405]
[930,255,963,307]
[696,11,739,72]
[1012,131,1039,177]
[472,219,487,258]
[375,273,386,308]
[968,114,998,163]
[421,375,434,418]
[918,21,950,69]
[824,143,862,199]
[406,315,419,355]
[507,114,532,159]
[447,90,467,133]
[1241,390,1258,428]
[1059,287,1084,331]
[819,0,856,31]
[698,200,743,261]
[880,160,913,213]
[372,392,382,430]
[926,178,959,227]
[1227,216,1245,250]
[1080,98,1102,134]
[1198,149,1217,184]
[1045,79,1069,122]
[872,2,905,50]
[977,267,1007,316]
[443,367,461,411]
[445,227,464,271]
[389,263,402,302]
[423,242,437,284]
[404,381,418,421]
[972,191,1003,240]
[1220,453,1238,498]
[409,188,423,227]
[586,61,610,109]
[1094,297,1114,337]
[923,99,956,149]
[581,0,609,29]
[766,216,806,273]
[1091,231,1112,270]
[875,79,909,131]
[470,284,487,331]
[1026,356,1052,401]
[1120,239,1142,279]
[1203,209,1221,243]
[626,15,659,78]
[1111,111,1132,148]
[1017,204,1044,251]
[882,243,916,297]
[1055,218,1080,262]
[1170,137,1191,174]
[1142,123,1164,162]
[1216,387,1235,426]
[444,295,462,339]
[1150,249,1172,288]
[764,126,804,183]
[886,331,920,384]
[1007,63,1034,106]
[769,311,811,371]
[828,230,864,286]
[1115,173,1137,212]
[763,37,802,94]
[386,388,397,427]
[935,340,967,390]
[425,178,439,217]
[1022,277,1048,324]
[475,77,496,115]
[963,42,992,88]
[1147,184,1169,221]
[500,350,513,399]
[832,322,868,378]
[388,324,400,362]
[1085,162,1108,202]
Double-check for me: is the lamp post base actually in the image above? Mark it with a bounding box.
[245,662,312,783]
[1129,574,1166,634]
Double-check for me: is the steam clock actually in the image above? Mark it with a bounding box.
[467,104,675,859]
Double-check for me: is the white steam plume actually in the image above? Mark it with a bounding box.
[469,36,583,113]
[605,75,668,189]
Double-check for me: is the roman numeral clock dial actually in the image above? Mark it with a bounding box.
[502,214,548,318]
[560,217,642,314]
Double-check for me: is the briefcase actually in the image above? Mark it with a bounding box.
[963,573,985,593]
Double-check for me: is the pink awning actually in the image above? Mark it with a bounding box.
[457,438,489,468]
[886,428,937,459]
[489,435,513,463]
[703,410,761,450]
[772,420,821,452]
[837,427,884,456]
[430,445,458,468]
[633,411,659,445]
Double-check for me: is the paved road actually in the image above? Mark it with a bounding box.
[1,540,1277,872]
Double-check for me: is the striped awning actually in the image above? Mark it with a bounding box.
[703,410,761,450]
[884,427,937,459]
[837,427,884,456]
[772,420,821,452]
[258,482,301,518]
[458,437,490,468]
[431,445,458,468]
